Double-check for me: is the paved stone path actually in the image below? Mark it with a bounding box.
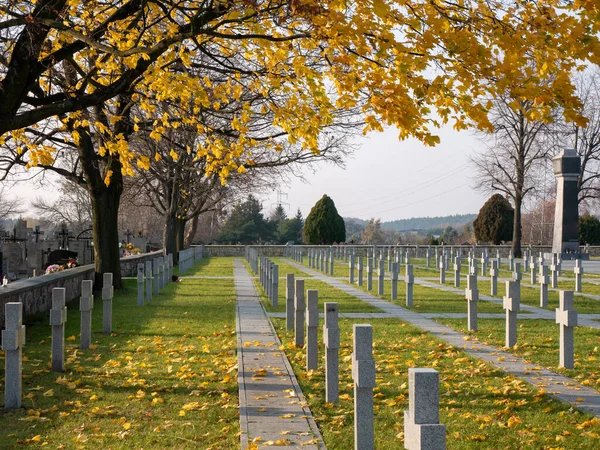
[286,259,600,417]
[234,259,325,449]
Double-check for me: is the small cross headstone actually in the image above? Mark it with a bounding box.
[406,264,414,307]
[306,290,319,370]
[358,256,364,286]
[406,249,411,265]
[503,280,519,347]
[513,262,522,299]
[349,254,355,284]
[391,262,399,300]
[272,264,279,308]
[378,260,385,295]
[352,324,376,450]
[530,258,537,285]
[145,260,153,302]
[163,256,169,286]
[324,302,340,404]
[551,260,559,289]
[286,273,294,330]
[102,273,114,335]
[404,368,446,450]
[294,279,305,347]
[496,249,502,269]
[490,260,498,296]
[470,258,478,276]
[481,252,487,277]
[540,265,549,307]
[556,290,578,369]
[466,274,478,331]
[153,258,160,296]
[137,263,145,306]
[509,251,514,271]
[367,258,373,291]
[439,260,445,284]
[426,247,431,268]
[330,250,334,275]
[574,259,583,293]
[50,288,67,372]
[158,256,164,290]
[2,302,26,408]
[453,257,461,288]
[80,280,93,350]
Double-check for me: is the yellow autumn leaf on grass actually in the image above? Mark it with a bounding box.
[89,394,98,401]
[66,335,76,341]
[507,416,522,428]
[43,390,54,397]
[122,422,131,430]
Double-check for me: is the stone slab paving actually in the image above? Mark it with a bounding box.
[286,259,600,417]
[234,259,325,449]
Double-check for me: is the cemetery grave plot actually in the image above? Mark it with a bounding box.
[270,317,600,450]
[178,255,235,277]
[270,258,317,277]
[0,276,239,449]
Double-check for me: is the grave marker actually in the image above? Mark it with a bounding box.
[358,256,364,286]
[490,259,498,296]
[466,274,478,332]
[324,302,340,404]
[294,279,305,347]
[367,258,373,291]
[102,273,114,334]
[286,273,295,330]
[574,259,583,293]
[406,264,414,307]
[272,264,279,308]
[349,254,355,284]
[80,280,93,350]
[391,262,399,300]
[503,280,519,347]
[306,290,318,370]
[153,258,160,296]
[137,263,145,306]
[51,288,67,372]
[352,324,375,450]
[378,260,385,295]
[453,257,461,288]
[2,302,25,408]
[145,260,153,302]
[439,260,445,284]
[556,290,577,369]
[540,265,549,307]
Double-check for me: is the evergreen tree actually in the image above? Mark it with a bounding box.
[580,214,600,245]
[218,195,274,243]
[473,194,514,245]
[303,195,346,244]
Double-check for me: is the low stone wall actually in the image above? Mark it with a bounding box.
[0,250,165,325]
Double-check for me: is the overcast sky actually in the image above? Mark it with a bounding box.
[259,124,490,222]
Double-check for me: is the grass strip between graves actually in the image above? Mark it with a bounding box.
[271,317,600,449]
[180,256,235,277]
[0,270,238,449]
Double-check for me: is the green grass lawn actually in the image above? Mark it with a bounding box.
[179,256,235,276]
[437,318,600,391]
[270,258,316,277]
[0,275,238,449]
[272,317,600,449]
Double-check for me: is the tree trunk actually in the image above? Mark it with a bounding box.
[512,194,523,258]
[184,215,199,248]
[175,218,186,254]
[163,213,177,260]
[90,182,123,289]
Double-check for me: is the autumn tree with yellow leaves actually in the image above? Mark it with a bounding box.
[0,0,598,286]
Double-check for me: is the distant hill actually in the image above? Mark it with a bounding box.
[344,214,476,234]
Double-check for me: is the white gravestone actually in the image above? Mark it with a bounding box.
[540,265,549,308]
[530,258,537,285]
[324,302,340,403]
[509,251,514,271]
[286,273,294,330]
[352,324,376,450]
[426,248,431,268]
[556,290,578,369]
[50,288,67,372]
[439,260,445,284]
[503,280,520,347]
[2,302,25,408]
[551,260,559,289]
[404,368,446,450]
[349,254,355,284]
[145,260,153,302]
[378,259,385,295]
[466,274,478,332]
[391,262,399,300]
[367,258,373,291]
[574,259,583,293]
[490,259,498,296]
[513,262,522,299]
[306,290,319,370]
[294,279,305,347]
[102,273,114,335]
[80,280,93,350]
[137,263,145,306]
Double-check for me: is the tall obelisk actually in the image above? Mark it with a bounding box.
[552,149,581,258]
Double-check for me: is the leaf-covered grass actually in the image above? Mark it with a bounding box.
[272,318,600,449]
[181,256,235,277]
[437,318,600,391]
[0,275,238,449]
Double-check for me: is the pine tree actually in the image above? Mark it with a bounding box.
[473,194,514,245]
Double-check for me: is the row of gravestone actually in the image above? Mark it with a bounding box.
[2,253,179,410]
[251,252,446,450]
[178,246,204,274]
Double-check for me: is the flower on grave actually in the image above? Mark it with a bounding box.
[46,264,60,274]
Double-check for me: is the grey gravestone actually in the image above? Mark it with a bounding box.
[556,290,577,369]
[513,262,522,299]
[406,264,414,307]
[404,368,446,450]
[2,302,25,408]
[551,260,559,289]
[466,274,478,332]
[540,265,549,307]
[272,264,279,308]
[50,288,67,372]
[324,302,340,403]
[453,257,461,288]
[352,324,375,450]
[574,259,583,293]
[358,257,364,286]
[153,258,160,296]
[158,256,164,290]
[80,280,93,350]
[496,249,502,269]
[306,290,318,370]
[530,258,537,285]
[137,263,145,306]
[406,249,411,265]
[481,253,487,277]
[102,273,114,335]
[330,250,334,275]
[490,260,498,296]
[294,279,305,347]
[145,260,153,302]
[552,149,582,257]
[286,273,295,330]
[168,254,174,281]
[439,260,445,284]
[509,251,514,271]
[163,256,169,286]
[391,262,398,300]
[378,260,385,295]
[503,280,519,347]
[349,254,355,284]
[367,258,373,291]
[426,248,431,268]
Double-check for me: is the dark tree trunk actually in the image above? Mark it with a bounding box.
[175,218,186,254]
[185,215,199,248]
[164,214,177,260]
[512,194,522,258]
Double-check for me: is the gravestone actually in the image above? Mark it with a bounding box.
[496,249,502,269]
[509,251,514,271]
[272,264,279,308]
[158,256,164,290]
[574,259,583,293]
[358,256,364,286]
[404,368,446,450]
[2,302,25,408]
[324,303,340,404]
[503,280,519,347]
[378,260,385,295]
[367,258,373,291]
[481,252,487,277]
[406,249,411,265]
[556,290,577,369]
[330,250,334,275]
[391,262,398,300]
[163,255,169,287]
[550,257,559,289]
[349,254,355,284]
[352,324,375,450]
[530,258,537,284]
[426,247,431,268]
[306,290,318,370]
[490,260,498,296]
[153,258,160,296]
[406,264,414,307]
[294,279,305,347]
[51,288,67,372]
[137,263,145,306]
[453,257,461,288]
[102,273,114,335]
[470,259,478,276]
[286,273,295,330]
[145,260,153,302]
[80,280,93,350]
[439,260,445,284]
[540,265,549,307]
[466,274,478,332]
[513,262,522,299]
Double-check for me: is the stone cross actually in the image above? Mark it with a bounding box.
[349,254,355,284]
[324,302,340,403]
[80,280,93,350]
[426,247,431,268]
[378,259,385,295]
[387,248,393,272]
[530,258,537,285]
[550,260,559,289]
[294,279,305,347]
[51,288,67,372]
[538,251,544,267]
[2,302,25,408]
[556,290,578,369]
[443,250,449,271]
[453,257,461,288]
[367,258,373,291]
[470,258,478,276]
[490,260,498,296]
[391,262,399,300]
[163,255,169,287]
[513,262,522,299]
[523,249,529,271]
[574,259,583,293]
[466,274,478,332]
[481,252,487,277]
[404,368,446,450]
[439,259,445,284]
[406,264,414,307]
[168,254,174,281]
[503,280,519,347]
[158,256,164,290]
[358,256,364,286]
[286,273,295,330]
[103,273,114,335]
[509,251,514,271]
[540,265,549,307]
[145,260,153,302]
[321,250,325,272]
[325,250,330,275]
[352,324,376,450]
[330,250,334,275]
[306,290,319,370]
[137,263,145,306]
[496,249,502,269]
[272,264,279,308]
[406,249,411,265]
[153,258,160,296]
